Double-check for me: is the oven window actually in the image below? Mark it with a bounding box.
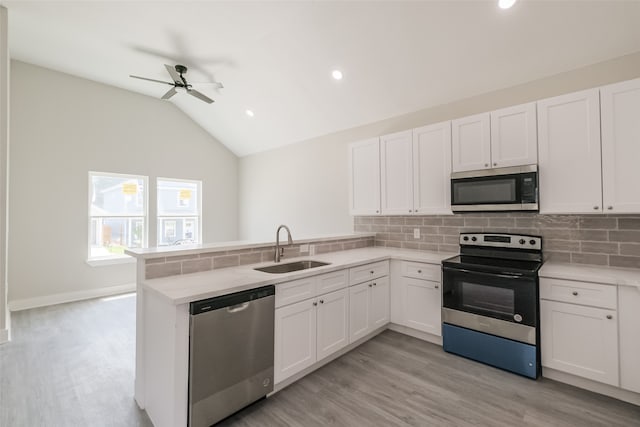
[461,282,514,316]
[453,178,516,204]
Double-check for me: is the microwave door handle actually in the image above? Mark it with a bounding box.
[444,267,523,280]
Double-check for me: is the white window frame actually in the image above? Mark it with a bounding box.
[157,177,202,246]
[88,171,149,264]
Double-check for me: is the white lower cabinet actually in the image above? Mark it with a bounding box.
[349,276,389,343]
[540,300,618,386]
[274,298,317,384]
[619,286,640,393]
[316,289,349,361]
[403,277,441,336]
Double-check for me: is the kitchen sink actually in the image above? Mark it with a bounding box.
[254,260,330,274]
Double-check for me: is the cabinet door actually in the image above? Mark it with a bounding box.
[537,89,603,214]
[413,122,452,215]
[619,286,640,393]
[274,299,317,384]
[316,289,349,361]
[380,130,414,215]
[370,276,390,329]
[601,78,640,213]
[349,138,380,215]
[451,113,491,172]
[540,300,619,386]
[349,282,371,343]
[403,278,441,336]
[490,102,537,168]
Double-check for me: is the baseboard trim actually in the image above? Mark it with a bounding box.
[8,283,136,311]
[387,323,443,346]
[543,367,640,406]
[0,328,8,344]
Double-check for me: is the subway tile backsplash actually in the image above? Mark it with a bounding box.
[354,213,640,269]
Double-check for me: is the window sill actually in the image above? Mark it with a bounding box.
[86,256,137,267]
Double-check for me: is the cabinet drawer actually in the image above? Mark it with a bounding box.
[349,261,389,285]
[275,277,316,308]
[316,270,349,295]
[401,261,440,281]
[540,278,617,309]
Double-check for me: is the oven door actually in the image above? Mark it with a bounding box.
[442,266,537,327]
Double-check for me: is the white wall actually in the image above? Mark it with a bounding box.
[8,61,238,304]
[0,6,9,341]
[239,51,640,241]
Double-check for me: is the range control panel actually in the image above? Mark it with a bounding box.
[460,233,542,251]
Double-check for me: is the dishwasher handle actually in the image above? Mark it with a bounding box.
[190,285,275,315]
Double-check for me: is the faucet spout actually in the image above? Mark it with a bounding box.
[275,225,293,263]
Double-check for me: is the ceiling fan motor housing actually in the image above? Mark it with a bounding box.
[175,64,188,75]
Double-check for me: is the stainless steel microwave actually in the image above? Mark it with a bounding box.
[451,165,538,212]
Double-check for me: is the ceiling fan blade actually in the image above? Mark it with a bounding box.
[164,64,182,85]
[161,87,178,100]
[187,89,214,104]
[129,75,174,86]
[191,81,224,89]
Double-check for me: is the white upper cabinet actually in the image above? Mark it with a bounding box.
[413,121,452,215]
[348,138,380,215]
[490,102,538,168]
[537,89,603,214]
[600,78,640,213]
[380,130,414,215]
[451,113,491,172]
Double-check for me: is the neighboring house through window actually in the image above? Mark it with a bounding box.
[89,172,148,260]
[157,178,202,246]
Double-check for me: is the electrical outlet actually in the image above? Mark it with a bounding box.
[413,228,420,239]
[299,243,309,253]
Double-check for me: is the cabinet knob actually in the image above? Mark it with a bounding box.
[368,284,373,288]
[606,315,613,320]
[320,300,324,304]
[313,301,318,306]
[415,209,418,212]
[373,282,377,286]
[593,206,599,210]
[417,270,422,273]
[409,209,412,213]
[370,271,374,274]
[376,210,379,213]
[493,162,497,166]
[572,291,578,296]
[435,285,439,289]
[484,163,489,167]
[607,206,613,210]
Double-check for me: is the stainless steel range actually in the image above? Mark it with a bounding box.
[441,232,543,379]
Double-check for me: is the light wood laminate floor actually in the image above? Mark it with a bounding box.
[1,295,639,426]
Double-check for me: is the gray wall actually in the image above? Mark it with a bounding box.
[239,51,640,242]
[8,61,239,304]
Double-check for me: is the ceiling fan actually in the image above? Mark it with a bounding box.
[129,64,223,104]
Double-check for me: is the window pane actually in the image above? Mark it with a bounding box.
[157,216,199,246]
[91,175,145,216]
[90,216,144,258]
[158,179,199,216]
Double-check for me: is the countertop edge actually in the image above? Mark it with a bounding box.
[540,261,640,288]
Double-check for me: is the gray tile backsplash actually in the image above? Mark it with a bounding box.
[354,213,640,269]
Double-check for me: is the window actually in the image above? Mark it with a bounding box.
[89,172,148,260]
[157,178,201,246]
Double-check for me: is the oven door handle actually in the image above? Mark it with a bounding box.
[443,266,526,280]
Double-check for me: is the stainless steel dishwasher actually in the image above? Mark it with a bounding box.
[189,285,275,427]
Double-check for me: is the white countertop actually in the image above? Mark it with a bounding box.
[540,261,640,289]
[142,247,455,305]
[126,232,376,259]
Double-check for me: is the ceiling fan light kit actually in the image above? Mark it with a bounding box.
[129,64,220,104]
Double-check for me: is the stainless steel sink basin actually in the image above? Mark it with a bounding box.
[254,260,330,274]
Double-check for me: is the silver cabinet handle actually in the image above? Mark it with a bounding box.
[435,285,439,289]
[373,282,377,286]
[415,209,418,212]
[572,291,578,296]
[313,301,318,306]
[607,206,613,210]
[409,209,412,213]
[493,162,497,166]
[417,269,422,273]
[606,315,613,319]
[376,210,379,213]
[484,163,489,167]
[368,284,373,288]
[370,271,374,274]
[319,300,324,304]
[593,206,599,210]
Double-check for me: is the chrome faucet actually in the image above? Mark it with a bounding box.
[274,225,293,263]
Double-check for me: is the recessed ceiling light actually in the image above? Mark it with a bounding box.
[245,109,255,117]
[498,0,516,9]
[332,70,343,80]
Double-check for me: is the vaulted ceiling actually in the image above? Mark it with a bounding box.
[4,1,640,156]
